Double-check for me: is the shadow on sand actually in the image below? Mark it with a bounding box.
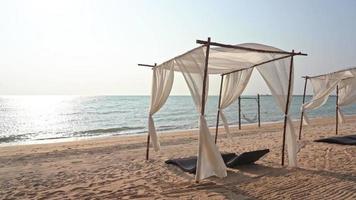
[161,162,356,199]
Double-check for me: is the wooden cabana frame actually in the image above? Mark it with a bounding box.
[139,63,157,160]
[298,76,309,139]
[140,37,307,167]
[299,67,356,139]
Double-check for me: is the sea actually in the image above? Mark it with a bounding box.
[0,95,355,146]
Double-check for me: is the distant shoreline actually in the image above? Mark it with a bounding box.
[1,114,355,148]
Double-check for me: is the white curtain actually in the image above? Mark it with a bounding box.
[257,56,298,167]
[175,49,227,181]
[301,75,341,124]
[301,69,355,124]
[148,60,174,151]
[219,68,253,135]
[338,69,356,123]
[197,115,227,180]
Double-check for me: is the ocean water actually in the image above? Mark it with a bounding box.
[0,95,355,145]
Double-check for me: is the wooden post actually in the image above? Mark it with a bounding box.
[238,96,241,130]
[298,76,308,140]
[281,51,294,166]
[196,37,211,182]
[215,75,224,144]
[201,37,210,115]
[257,94,261,127]
[146,134,150,160]
[196,40,307,56]
[146,63,157,160]
[336,85,339,135]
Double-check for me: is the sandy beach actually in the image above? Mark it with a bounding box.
[0,116,355,200]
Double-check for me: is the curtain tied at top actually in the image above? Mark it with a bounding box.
[148,61,174,152]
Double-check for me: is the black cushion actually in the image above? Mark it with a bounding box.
[165,150,269,174]
[314,134,356,145]
[226,149,270,168]
[165,155,197,173]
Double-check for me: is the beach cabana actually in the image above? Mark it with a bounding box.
[140,38,307,181]
[299,67,356,138]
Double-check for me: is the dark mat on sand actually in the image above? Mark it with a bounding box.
[314,134,356,145]
[226,149,270,168]
[165,149,270,174]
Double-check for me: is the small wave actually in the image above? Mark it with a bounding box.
[71,126,145,136]
[34,136,69,141]
[99,110,129,115]
[0,134,29,143]
[63,110,128,116]
[157,125,178,131]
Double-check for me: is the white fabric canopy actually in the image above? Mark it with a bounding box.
[301,67,356,124]
[148,61,174,151]
[147,42,302,181]
[159,43,291,74]
[219,68,253,136]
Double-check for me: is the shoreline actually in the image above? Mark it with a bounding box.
[0,115,354,156]
[2,114,354,148]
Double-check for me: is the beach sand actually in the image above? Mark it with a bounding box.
[0,116,355,199]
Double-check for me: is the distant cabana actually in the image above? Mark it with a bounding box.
[299,67,356,139]
[140,37,307,182]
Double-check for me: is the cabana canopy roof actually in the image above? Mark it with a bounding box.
[303,66,356,79]
[155,42,306,74]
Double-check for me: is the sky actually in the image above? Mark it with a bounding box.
[0,0,356,95]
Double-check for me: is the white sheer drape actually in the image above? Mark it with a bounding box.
[219,68,253,135]
[301,75,341,124]
[301,69,355,124]
[175,50,227,181]
[148,61,174,151]
[257,56,298,167]
[338,69,356,122]
[197,115,227,180]
[175,49,207,111]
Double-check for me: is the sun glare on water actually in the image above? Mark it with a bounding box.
[11,95,75,115]
[3,95,78,140]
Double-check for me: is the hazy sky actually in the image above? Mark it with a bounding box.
[1,0,356,95]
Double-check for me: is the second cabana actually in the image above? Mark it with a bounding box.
[299,67,356,138]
